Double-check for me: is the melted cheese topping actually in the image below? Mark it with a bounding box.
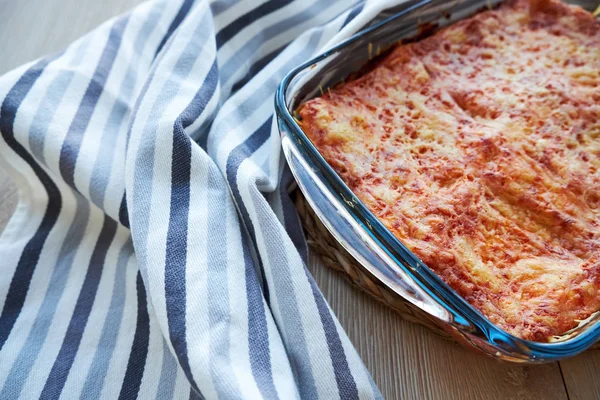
[298,0,600,341]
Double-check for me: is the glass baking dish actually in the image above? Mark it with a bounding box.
[275,0,600,363]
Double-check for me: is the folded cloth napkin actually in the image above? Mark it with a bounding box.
[0,0,399,398]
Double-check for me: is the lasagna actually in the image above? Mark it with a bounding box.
[298,0,600,341]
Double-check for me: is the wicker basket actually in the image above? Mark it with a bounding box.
[294,188,600,350]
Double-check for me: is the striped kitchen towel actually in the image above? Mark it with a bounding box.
[0,0,398,398]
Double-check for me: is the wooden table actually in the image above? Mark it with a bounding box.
[1,0,599,398]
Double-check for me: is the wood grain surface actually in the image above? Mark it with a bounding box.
[0,0,597,398]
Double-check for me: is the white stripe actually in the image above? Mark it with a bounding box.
[265,118,282,192]
[251,121,279,191]
[184,150,218,398]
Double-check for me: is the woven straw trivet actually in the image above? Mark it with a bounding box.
[294,189,600,350]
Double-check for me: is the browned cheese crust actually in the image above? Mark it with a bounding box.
[298,0,600,341]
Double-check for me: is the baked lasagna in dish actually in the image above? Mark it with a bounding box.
[298,0,600,341]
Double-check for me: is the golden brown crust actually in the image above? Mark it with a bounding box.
[298,0,600,341]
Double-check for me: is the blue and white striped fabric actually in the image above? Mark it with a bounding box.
[0,0,397,398]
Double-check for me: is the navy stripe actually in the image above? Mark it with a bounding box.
[189,387,202,400]
[181,61,219,131]
[58,16,129,188]
[342,2,364,28]
[279,170,308,262]
[210,0,237,17]
[215,0,295,48]
[306,270,359,399]
[117,272,150,400]
[119,193,129,228]
[225,118,272,302]
[164,117,205,398]
[0,57,61,352]
[155,0,194,57]
[241,232,279,400]
[40,216,118,399]
[230,48,281,95]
